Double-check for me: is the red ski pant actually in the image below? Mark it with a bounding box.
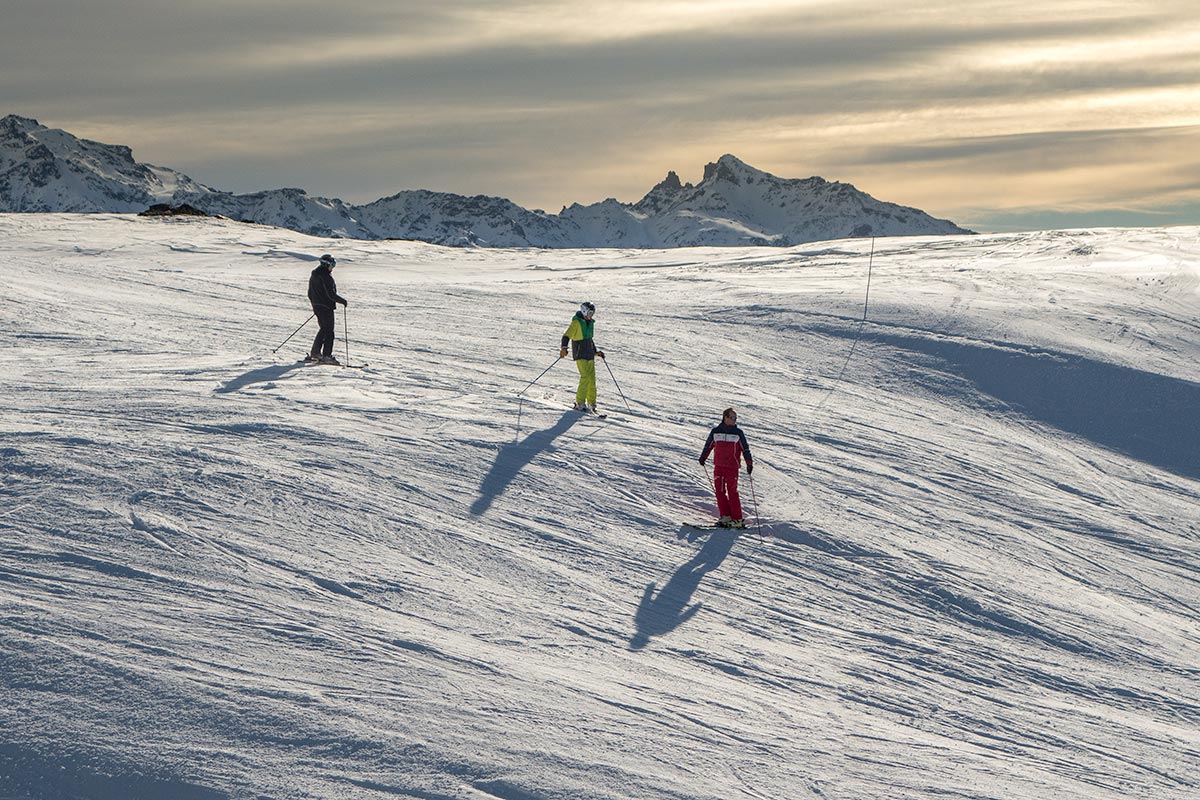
[713,467,743,521]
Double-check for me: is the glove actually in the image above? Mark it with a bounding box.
[698,457,706,465]
[338,298,348,307]
[596,350,606,359]
[746,461,754,475]
[559,347,568,359]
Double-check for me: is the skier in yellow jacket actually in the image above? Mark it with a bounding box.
[559,301,605,412]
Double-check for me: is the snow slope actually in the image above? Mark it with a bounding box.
[1,214,1197,800]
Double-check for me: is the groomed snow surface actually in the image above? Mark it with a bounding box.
[1,214,1197,800]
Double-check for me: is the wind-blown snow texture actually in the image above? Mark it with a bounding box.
[0,115,970,247]
[1,213,1197,800]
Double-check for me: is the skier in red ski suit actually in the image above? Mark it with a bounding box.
[698,407,754,529]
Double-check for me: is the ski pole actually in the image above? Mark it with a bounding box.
[601,357,632,412]
[697,459,716,497]
[723,469,761,580]
[271,313,315,353]
[722,471,757,579]
[748,471,763,538]
[517,355,561,396]
[696,458,722,528]
[343,305,350,366]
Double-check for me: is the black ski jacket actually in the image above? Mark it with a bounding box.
[308,265,346,310]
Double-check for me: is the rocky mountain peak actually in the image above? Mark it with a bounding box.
[633,169,692,214]
[657,170,683,192]
[1,116,46,148]
[1,114,41,135]
[701,154,762,185]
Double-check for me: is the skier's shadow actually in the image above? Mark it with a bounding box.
[629,531,737,650]
[470,411,583,516]
[215,362,303,394]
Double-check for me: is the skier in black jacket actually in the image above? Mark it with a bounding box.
[307,254,348,364]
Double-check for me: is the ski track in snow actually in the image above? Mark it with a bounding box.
[1,214,1198,800]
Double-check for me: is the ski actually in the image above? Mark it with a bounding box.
[299,359,368,369]
[681,522,751,532]
[514,395,613,419]
[573,409,616,421]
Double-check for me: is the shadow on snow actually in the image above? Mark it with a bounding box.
[214,362,305,394]
[470,411,583,517]
[868,329,1200,480]
[629,530,738,650]
[0,741,226,800]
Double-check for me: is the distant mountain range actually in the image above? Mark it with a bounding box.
[0,114,973,247]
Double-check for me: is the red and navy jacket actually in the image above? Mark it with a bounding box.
[700,423,753,471]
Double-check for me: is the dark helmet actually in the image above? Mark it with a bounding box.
[580,301,596,316]
[319,254,336,268]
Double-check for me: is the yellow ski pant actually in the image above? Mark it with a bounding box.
[575,358,597,406]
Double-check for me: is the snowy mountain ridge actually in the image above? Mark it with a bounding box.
[0,115,211,213]
[0,114,971,246]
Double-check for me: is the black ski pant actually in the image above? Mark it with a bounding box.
[311,306,336,356]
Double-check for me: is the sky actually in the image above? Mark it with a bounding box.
[2,0,1198,232]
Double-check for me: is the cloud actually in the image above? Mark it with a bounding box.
[850,125,1200,169]
[3,1,1199,228]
